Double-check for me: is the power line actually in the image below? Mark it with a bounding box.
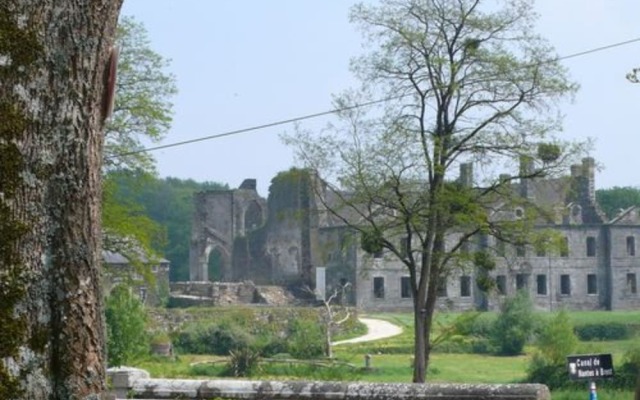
[555,37,640,62]
[106,94,406,159]
[108,36,640,160]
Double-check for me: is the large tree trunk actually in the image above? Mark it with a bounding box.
[0,2,122,399]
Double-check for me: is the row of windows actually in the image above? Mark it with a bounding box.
[373,275,474,299]
[373,236,640,259]
[506,235,638,258]
[372,273,639,299]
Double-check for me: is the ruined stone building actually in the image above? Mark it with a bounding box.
[187,159,640,311]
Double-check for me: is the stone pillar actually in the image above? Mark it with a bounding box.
[189,240,207,281]
[107,367,150,399]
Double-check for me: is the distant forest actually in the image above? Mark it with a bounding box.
[106,170,227,281]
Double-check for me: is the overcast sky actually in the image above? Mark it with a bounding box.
[120,1,640,196]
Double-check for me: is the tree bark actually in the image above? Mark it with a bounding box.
[0,1,122,399]
[412,303,427,382]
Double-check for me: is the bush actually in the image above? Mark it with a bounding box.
[258,336,289,358]
[224,346,261,377]
[452,312,495,338]
[526,345,640,391]
[525,354,579,390]
[173,308,352,360]
[105,285,149,367]
[174,322,255,355]
[433,340,472,354]
[470,338,497,354]
[536,310,578,365]
[574,322,631,341]
[491,290,536,356]
[287,319,324,359]
[615,346,640,389]
[526,310,578,389]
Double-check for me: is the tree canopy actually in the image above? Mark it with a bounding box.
[286,0,582,382]
[105,170,228,281]
[596,186,640,219]
[105,16,177,172]
[102,16,178,272]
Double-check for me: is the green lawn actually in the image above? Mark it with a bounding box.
[130,309,640,399]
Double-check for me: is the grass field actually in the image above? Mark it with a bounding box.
[131,308,640,399]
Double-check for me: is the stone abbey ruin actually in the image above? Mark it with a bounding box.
[177,158,640,311]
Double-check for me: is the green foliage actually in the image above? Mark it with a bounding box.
[174,322,254,356]
[105,170,227,281]
[224,347,262,377]
[614,346,640,390]
[535,310,578,365]
[102,171,167,272]
[537,143,562,164]
[526,310,578,389]
[105,16,177,171]
[433,312,497,355]
[268,168,313,211]
[287,318,325,359]
[171,308,349,360]
[105,285,149,367]
[574,322,632,341]
[596,186,640,219]
[526,355,575,390]
[491,291,536,355]
[451,312,496,338]
[360,229,384,255]
[527,343,640,391]
[134,310,640,390]
[474,251,497,292]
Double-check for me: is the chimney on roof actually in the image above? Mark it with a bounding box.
[582,157,596,203]
[460,163,473,188]
[519,156,535,199]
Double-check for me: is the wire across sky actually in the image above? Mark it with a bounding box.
[108,36,640,160]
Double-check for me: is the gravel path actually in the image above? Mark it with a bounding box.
[332,317,403,345]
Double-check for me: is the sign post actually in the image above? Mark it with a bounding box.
[567,353,614,400]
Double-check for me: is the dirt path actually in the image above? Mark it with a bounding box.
[332,317,403,345]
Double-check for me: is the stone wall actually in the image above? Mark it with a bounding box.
[169,281,299,307]
[107,368,550,400]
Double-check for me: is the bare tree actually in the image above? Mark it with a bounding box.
[286,0,583,383]
[0,1,122,398]
[314,283,352,359]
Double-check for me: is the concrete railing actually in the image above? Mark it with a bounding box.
[107,368,550,400]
